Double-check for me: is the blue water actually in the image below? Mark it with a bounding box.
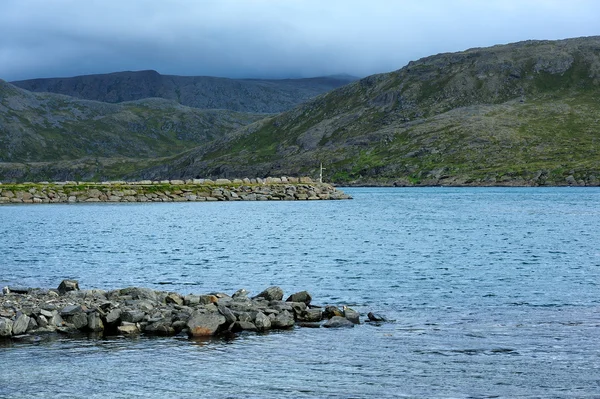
[1,188,599,398]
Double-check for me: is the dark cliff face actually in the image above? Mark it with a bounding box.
[11,71,358,113]
[145,36,600,186]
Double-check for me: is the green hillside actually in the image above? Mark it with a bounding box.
[0,81,266,181]
[144,36,600,186]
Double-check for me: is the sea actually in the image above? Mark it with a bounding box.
[0,187,599,398]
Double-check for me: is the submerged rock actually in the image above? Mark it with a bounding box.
[323,316,355,328]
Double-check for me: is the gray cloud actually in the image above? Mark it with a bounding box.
[1,0,599,81]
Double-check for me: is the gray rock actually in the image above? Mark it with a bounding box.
[230,321,258,332]
[105,309,122,325]
[145,320,175,336]
[50,312,64,327]
[60,305,84,316]
[323,306,344,318]
[254,312,271,331]
[2,287,9,295]
[27,316,38,331]
[57,280,80,295]
[70,312,89,330]
[165,292,184,306]
[118,287,157,302]
[286,291,312,305]
[254,286,284,301]
[39,309,53,318]
[271,310,295,329]
[323,316,355,328]
[187,311,227,337]
[0,317,13,337]
[121,309,145,323]
[37,315,48,328]
[232,289,249,299]
[197,295,218,305]
[117,324,139,335]
[300,308,322,322]
[343,307,360,324]
[184,295,200,306]
[217,305,236,325]
[13,314,31,335]
[87,312,104,332]
[367,312,387,322]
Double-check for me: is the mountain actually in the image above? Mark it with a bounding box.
[0,80,266,181]
[11,71,358,113]
[139,36,600,186]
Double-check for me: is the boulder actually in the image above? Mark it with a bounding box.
[165,292,184,306]
[37,315,48,328]
[118,287,157,302]
[232,288,249,299]
[87,312,104,332]
[0,317,13,337]
[187,312,227,337]
[217,305,236,325]
[121,309,145,323]
[323,316,355,328]
[367,312,387,322]
[70,312,89,330]
[286,291,312,305]
[105,309,122,325]
[145,320,176,336]
[271,310,295,329]
[60,305,84,316]
[343,307,360,324]
[254,312,271,331]
[117,323,140,335]
[12,314,31,335]
[57,280,79,295]
[299,308,322,322]
[323,306,344,319]
[254,286,284,301]
[230,321,258,332]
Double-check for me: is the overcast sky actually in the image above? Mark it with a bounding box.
[1,0,599,81]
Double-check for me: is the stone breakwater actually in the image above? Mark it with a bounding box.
[0,281,386,341]
[0,177,351,204]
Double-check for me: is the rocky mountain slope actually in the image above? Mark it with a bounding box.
[0,80,266,181]
[11,71,357,113]
[142,36,600,186]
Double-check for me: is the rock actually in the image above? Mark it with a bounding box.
[323,316,355,328]
[184,295,200,306]
[232,288,249,299]
[60,305,84,316]
[12,314,31,335]
[286,291,312,305]
[323,306,344,319]
[271,310,295,329]
[217,305,237,325]
[105,309,122,325]
[121,309,145,323]
[117,287,157,302]
[299,308,322,322]
[230,321,258,332]
[197,295,218,305]
[0,317,13,337]
[343,307,360,324]
[254,312,271,331]
[70,312,89,330]
[187,312,227,337]
[367,312,387,322]
[57,280,79,295]
[165,292,184,306]
[117,324,140,335]
[39,309,53,318]
[296,322,321,328]
[50,312,64,327]
[254,286,284,301]
[37,315,48,328]
[87,312,104,332]
[2,287,9,295]
[145,320,176,336]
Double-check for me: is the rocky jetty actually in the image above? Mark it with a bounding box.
[0,177,351,204]
[0,281,371,341]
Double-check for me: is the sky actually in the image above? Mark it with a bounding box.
[1,0,599,81]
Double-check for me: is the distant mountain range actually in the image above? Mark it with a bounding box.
[2,36,600,185]
[11,71,358,113]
